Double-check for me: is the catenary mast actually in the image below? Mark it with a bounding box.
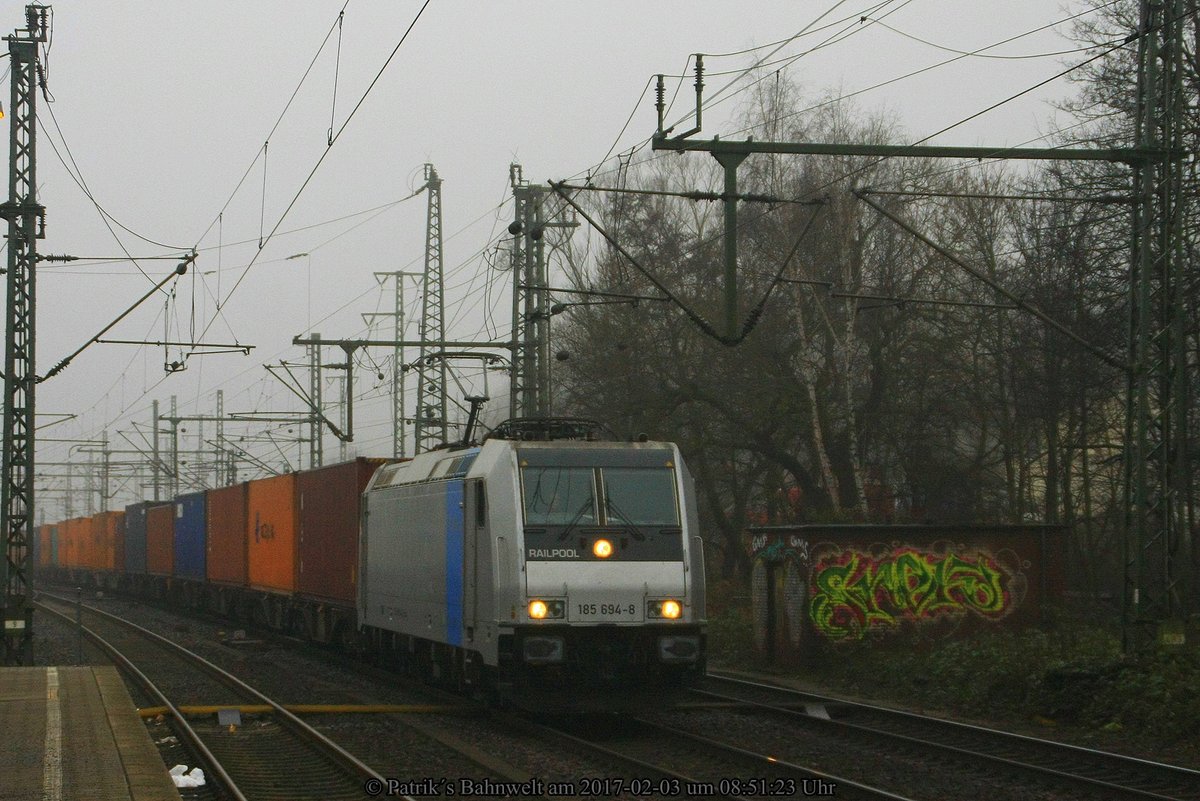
[0,4,47,665]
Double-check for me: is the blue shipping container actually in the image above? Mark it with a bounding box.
[125,502,149,574]
[174,492,207,580]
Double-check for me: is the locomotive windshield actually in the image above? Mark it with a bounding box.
[518,447,684,560]
[522,467,598,526]
[520,465,679,527]
[602,468,679,526]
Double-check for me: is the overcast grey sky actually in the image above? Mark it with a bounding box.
[7,1,1104,516]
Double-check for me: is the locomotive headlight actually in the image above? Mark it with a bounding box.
[648,599,683,619]
[527,599,565,620]
[592,538,614,558]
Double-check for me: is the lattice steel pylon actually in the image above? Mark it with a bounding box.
[1122,0,1193,649]
[508,165,577,418]
[307,334,323,468]
[508,164,545,418]
[0,5,47,665]
[390,274,407,458]
[414,164,448,453]
[364,271,421,458]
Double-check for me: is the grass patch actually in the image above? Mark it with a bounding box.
[706,588,1200,743]
[705,579,760,665]
[808,620,1200,741]
[1082,648,1200,739]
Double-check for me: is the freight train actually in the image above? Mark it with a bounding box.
[35,418,707,707]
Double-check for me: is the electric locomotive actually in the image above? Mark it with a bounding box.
[358,418,706,708]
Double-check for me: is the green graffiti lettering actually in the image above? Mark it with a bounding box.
[809,546,1015,642]
[810,553,868,641]
[939,554,1008,617]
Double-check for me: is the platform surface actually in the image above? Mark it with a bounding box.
[0,666,180,801]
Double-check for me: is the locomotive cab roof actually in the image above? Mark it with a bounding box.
[484,417,617,442]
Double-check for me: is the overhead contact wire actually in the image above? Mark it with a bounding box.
[573,4,1135,287]
[196,0,435,359]
[328,10,344,146]
[191,1,351,249]
[569,1,1119,200]
[40,107,189,253]
[259,141,268,250]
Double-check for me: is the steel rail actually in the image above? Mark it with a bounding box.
[39,581,563,799]
[36,598,250,801]
[288,654,558,800]
[38,591,408,801]
[501,714,746,800]
[702,671,1200,801]
[514,711,913,801]
[630,715,917,801]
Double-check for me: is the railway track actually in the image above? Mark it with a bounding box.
[513,711,915,801]
[37,592,403,801]
[38,588,592,801]
[696,671,1200,801]
[41,587,906,800]
[48,585,1197,800]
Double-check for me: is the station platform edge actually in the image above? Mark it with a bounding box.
[0,666,180,801]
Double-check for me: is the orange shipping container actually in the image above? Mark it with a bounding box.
[61,518,75,569]
[92,514,105,569]
[88,515,103,569]
[146,504,174,576]
[80,516,92,569]
[74,518,86,568]
[62,518,86,569]
[59,519,70,568]
[37,525,50,567]
[208,483,248,586]
[93,511,123,571]
[80,516,96,569]
[247,474,297,593]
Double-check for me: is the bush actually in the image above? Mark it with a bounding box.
[702,584,1200,742]
[1082,649,1200,740]
[808,628,1086,712]
[705,587,758,665]
[797,618,1200,741]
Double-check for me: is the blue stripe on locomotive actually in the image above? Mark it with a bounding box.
[445,479,465,647]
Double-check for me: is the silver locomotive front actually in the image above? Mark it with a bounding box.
[499,440,706,703]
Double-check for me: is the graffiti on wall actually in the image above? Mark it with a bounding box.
[749,534,811,652]
[809,542,1026,642]
[748,532,810,566]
